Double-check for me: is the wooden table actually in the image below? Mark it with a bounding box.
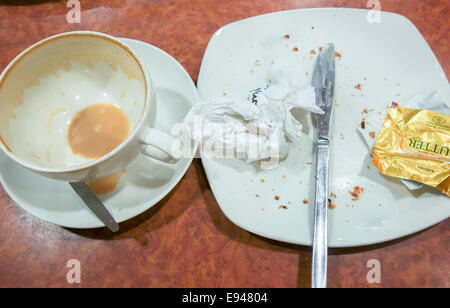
[0,0,448,288]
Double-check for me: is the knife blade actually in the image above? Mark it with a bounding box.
[312,43,336,139]
[311,43,336,288]
[70,182,120,232]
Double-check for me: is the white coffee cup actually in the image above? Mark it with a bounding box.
[0,31,181,182]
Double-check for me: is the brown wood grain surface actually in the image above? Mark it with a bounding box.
[0,0,448,288]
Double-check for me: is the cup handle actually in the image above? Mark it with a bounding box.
[139,127,182,164]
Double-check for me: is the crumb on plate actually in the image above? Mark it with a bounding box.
[349,186,364,201]
[328,199,336,210]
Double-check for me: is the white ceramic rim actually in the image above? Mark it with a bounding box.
[0,31,152,175]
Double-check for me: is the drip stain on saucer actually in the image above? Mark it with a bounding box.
[88,170,125,195]
[68,103,130,159]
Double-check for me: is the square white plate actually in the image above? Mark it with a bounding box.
[197,8,449,247]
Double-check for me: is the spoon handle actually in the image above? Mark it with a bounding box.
[70,182,119,232]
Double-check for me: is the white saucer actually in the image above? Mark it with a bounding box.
[198,8,449,247]
[0,38,198,229]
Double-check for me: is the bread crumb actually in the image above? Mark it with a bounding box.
[349,186,364,201]
[328,199,336,210]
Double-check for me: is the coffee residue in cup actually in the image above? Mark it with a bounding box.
[68,103,130,159]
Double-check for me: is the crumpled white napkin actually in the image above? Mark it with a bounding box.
[358,89,450,190]
[183,69,323,163]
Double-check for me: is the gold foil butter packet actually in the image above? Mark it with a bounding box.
[371,102,450,196]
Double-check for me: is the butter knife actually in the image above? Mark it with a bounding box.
[70,182,120,232]
[311,43,336,288]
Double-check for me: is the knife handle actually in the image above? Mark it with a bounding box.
[312,139,330,288]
